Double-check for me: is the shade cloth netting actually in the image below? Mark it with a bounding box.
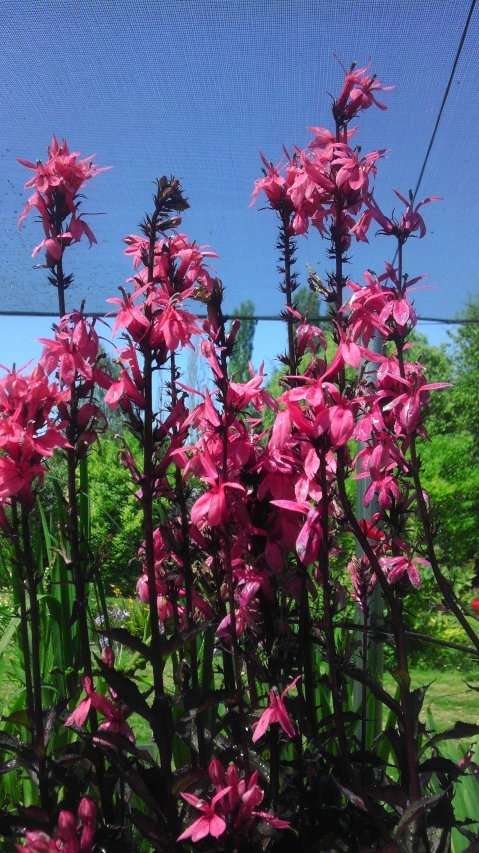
[0,0,477,320]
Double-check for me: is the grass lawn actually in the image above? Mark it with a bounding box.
[385,667,479,730]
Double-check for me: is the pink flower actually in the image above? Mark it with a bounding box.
[149,295,200,351]
[77,798,97,852]
[363,472,401,509]
[271,498,323,565]
[252,676,300,742]
[16,831,56,852]
[180,758,291,838]
[0,365,67,504]
[16,797,97,852]
[190,481,246,529]
[216,581,260,640]
[107,289,150,341]
[177,787,231,843]
[65,676,134,743]
[67,215,97,247]
[328,401,354,447]
[32,237,63,264]
[39,312,101,385]
[250,153,297,212]
[334,64,392,122]
[18,136,108,222]
[383,379,450,435]
[104,367,145,410]
[123,234,150,268]
[348,555,376,607]
[252,812,291,830]
[367,191,441,243]
[380,555,430,588]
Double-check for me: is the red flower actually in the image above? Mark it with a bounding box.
[252,676,300,742]
[178,788,231,843]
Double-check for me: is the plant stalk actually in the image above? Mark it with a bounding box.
[21,503,49,811]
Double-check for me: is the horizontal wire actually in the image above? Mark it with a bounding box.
[0,310,476,325]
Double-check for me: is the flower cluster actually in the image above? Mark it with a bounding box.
[16,798,96,853]
[17,136,108,265]
[0,365,68,505]
[178,758,290,843]
[65,660,134,745]
[8,57,461,853]
[136,526,213,627]
[39,311,111,455]
[251,67,390,249]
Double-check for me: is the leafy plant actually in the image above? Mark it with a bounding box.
[0,61,477,853]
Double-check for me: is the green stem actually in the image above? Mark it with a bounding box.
[21,504,49,811]
[11,502,35,745]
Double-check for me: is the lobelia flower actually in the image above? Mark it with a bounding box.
[190,480,246,529]
[17,136,109,261]
[250,152,298,213]
[382,377,451,435]
[0,365,68,504]
[104,368,145,410]
[334,63,393,123]
[216,580,260,640]
[367,190,441,243]
[148,292,201,351]
[379,555,430,589]
[345,271,392,343]
[107,288,151,341]
[252,676,300,742]
[177,787,231,842]
[65,675,134,743]
[178,758,291,842]
[40,313,97,385]
[271,499,322,565]
[363,471,401,510]
[16,798,97,852]
[347,555,377,608]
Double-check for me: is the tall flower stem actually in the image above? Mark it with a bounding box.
[139,190,179,776]
[51,246,94,686]
[359,597,369,762]
[278,209,317,735]
[330,159,419,799]
[321,161,353,763]
[170,352,206,765]
[213,290,251,766]
[21,504,49,812]
[278,210,298,375]
[11,501,35,746]
[142,345,171,773]
[66,443,93,680]
[317,445,348,759]
[53,201,67,317]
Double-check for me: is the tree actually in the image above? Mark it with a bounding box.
[407,331,455,435]
[448,296,479,446]
[408,311,479,585]
[228,300,257,381]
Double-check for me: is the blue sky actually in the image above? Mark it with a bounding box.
[1,0,478,377]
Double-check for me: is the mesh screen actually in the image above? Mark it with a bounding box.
[0,0,477,318]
